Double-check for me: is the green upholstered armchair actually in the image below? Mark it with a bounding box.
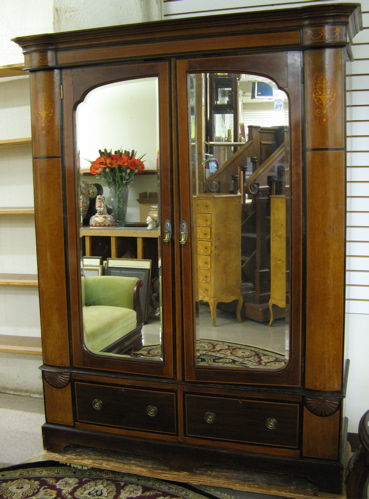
[82,275,144,355]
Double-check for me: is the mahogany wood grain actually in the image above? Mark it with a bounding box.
[43,381,74,427]
[302,407,341,460]
[305,152,346,392]
[305,49,345,150]
[30,71,61,158]
[33,157,70,367]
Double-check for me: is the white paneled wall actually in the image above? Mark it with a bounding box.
[163,0,345,17]
[347,2,369,316]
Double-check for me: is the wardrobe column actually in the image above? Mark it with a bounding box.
[302,42,346,460]
[30,69,74,426]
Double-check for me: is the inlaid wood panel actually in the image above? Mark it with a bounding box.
[305,150,346,392]
[33,158,70,367]
[302,406,341,460]
[30,70,61,158]
[304,48,345,150]
[43,379,74,427]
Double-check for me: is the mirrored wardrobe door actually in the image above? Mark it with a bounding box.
[63,61,175,377]
[177,53,303,386]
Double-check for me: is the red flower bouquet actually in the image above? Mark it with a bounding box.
[90,148,145,188]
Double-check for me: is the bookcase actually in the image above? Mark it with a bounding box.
[0,64,41,356]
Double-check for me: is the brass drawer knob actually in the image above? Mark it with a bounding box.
[265,417,278,430]
[147,405,158,417]
[204,411,216,424]
[92,398,103,411]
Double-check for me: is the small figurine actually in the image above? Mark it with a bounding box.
[89,195,116,227]
[146,205,158,230]
[146,215,156,230]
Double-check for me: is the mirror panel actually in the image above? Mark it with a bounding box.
[76,77,162,362]
[189,72,290,370]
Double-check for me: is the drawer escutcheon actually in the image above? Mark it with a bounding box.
[92,398,103,411]
[265,417,279,430]
[204,411,217,424]
[146,405,158,417]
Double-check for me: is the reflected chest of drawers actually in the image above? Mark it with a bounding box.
[193,194,243,326]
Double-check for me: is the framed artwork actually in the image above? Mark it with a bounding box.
[82,256,103,266]
[106,259,152,322]
[83,265,103,276]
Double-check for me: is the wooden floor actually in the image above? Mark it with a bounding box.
[45,447,346,499]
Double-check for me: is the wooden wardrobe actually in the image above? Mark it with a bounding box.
[15,4,362,494]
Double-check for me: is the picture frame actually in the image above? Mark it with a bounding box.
[82,256,103,266]
[106,259,152,322]
[83,265,103,276]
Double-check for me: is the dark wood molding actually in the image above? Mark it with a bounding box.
[43,369,71,389]
[304,396,341,417]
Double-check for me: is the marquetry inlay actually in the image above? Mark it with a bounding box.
[304,26,345,44]
[312,75,338,124]
[36,97,55,134]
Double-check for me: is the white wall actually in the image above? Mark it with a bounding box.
[0,0,54,65]
[0,0,161,66]
[54,0,161,32]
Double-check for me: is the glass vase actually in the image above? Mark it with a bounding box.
[109,184,129,227]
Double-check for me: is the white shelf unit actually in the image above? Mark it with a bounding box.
[0,65,41,354]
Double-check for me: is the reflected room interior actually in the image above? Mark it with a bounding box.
[190,72,290,369]
[77,72,290,369]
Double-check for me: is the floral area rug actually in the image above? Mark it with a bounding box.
[0,461,223,499]
[132,339,286,369]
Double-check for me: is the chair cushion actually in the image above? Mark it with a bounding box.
[83,305,137,353]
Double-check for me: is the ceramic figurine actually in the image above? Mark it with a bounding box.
[89,195,115,227]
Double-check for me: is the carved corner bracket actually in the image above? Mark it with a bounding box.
[43,369,71,389]
[304,396,340,417]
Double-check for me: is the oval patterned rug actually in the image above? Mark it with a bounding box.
[132,339,286,369]
[0,462,215,499]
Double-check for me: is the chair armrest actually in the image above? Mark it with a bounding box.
[134,279,144,327]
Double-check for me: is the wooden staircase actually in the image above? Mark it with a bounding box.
[206,125,288,322]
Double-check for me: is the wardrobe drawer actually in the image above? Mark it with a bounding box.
[196,200,212,213]
[197,226,211,239]
[198,269,211,283]
[198,241,212,255]
[185,394,299,448]
[198,282,211,297]
[197,213,212,226]
[75,382,177,434]
[198,255,211,269]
